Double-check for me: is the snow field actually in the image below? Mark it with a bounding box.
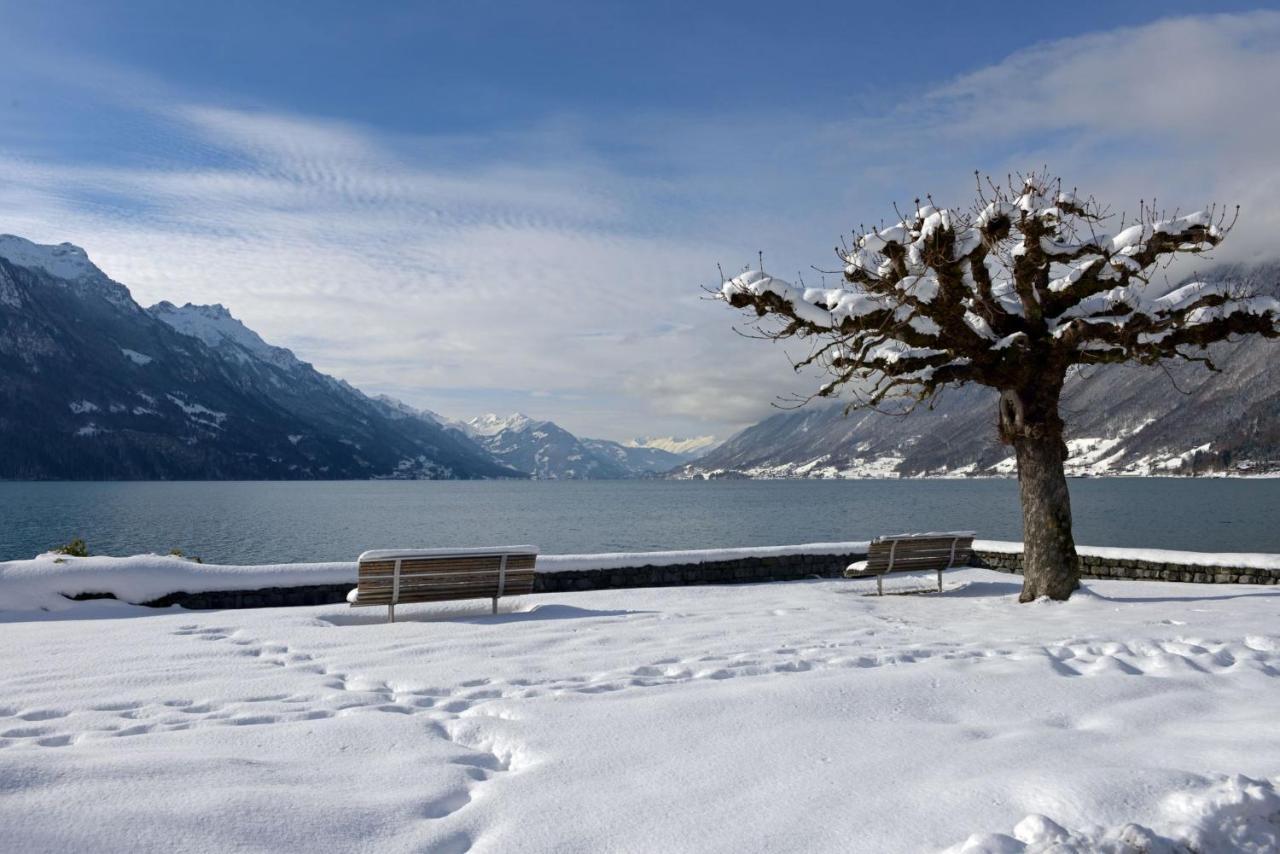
[0,568,1277,852]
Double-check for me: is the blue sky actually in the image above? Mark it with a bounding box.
[2,3,1280,440]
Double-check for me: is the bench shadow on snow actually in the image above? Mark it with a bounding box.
[317,603,656,627]
[835,577,1026,598]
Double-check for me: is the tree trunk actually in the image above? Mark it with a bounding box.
[1001,381,1080,601]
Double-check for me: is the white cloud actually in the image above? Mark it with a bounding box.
[2,12,1279,441]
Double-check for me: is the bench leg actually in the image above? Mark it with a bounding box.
[492,597,498,615]
[388,603,395,624]
[938,568,943,593]
[876,575,883,596]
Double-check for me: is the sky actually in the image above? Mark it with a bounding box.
[2,1,1280,442]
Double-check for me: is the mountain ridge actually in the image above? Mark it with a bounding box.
[0,235,523,481]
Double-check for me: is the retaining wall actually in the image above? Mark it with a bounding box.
[973,550,1280,585]
[122,550,866,610]
[77,545,1278,611]
[531,551,860,593]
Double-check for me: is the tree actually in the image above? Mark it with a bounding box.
[720,172,1280,601]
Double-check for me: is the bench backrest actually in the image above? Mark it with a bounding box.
[356,547,538,605]
[864,532,975,574]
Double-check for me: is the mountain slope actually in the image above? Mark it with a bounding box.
[0,235,522,480]
[679,262,1280,479]
[625,435,719,459]
[456,414,684,479]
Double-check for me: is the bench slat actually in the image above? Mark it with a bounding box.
[845,533,975,590]
[357,579,536,595]
[351,548,539,618]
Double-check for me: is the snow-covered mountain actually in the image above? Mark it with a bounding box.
[370,394,448,426]
[461,413,535,438]
[148,301,303,371]
[0,235,523,480]
[678,262,1280,479]
[456,414,684,479]
[624,435,719,459]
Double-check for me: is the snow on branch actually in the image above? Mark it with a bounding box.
[719,171,1279,406]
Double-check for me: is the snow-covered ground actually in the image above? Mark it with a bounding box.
[1,569,1277,852]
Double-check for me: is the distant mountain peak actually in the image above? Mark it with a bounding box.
[0,235,100,281]
[626,435,718,456]
[148,300,300,369]
[465,413,535,436]
[371,394,445,425]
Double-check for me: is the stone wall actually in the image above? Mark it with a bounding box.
[71,545,1277,611]
[113,550,866,610]
[138,584,354,609]
[531,551,861,593]
[974,550,1280,585]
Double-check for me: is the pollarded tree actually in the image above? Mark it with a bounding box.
[720,172,1280,601]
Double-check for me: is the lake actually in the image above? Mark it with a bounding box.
[1,478,1277,564]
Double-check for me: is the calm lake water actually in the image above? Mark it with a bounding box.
[1,478,1277,564]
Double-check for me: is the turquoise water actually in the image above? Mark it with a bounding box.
[0,478,1276,564]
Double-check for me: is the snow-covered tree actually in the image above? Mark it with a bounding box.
[720,172,1280,601]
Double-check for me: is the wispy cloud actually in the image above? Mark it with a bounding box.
[2,12,1279,440]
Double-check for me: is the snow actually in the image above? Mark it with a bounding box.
[0,234,100,281]
[372,395,446,425]
[722,269,888,328]
[0,543,874,613]
[992,332,1027,351]
[625,435,718,455]
[68,399,99,414]
[0,553,354,612]
[0,569,1277,852]
[119,348,153,366]
[165,393,227,426]
[29,532,1274,617]
[149,301,300,369]
[725,177,1280,393]
[360,546,540,562]
[947,775,1280,853]
[462,413,534,437]
[686,453,910,480]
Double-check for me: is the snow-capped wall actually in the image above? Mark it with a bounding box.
[974,542,1280,585]
[2,541,1276,614]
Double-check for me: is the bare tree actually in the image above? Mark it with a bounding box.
[720,172,1280,601]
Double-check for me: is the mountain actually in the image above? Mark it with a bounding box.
[581,438,686,474]
[624,435,719,459]
[457,414,684,479]
[677,262,1280,479]
[0,235,523,480]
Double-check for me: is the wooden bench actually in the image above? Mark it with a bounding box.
[347,546,538,622]
[843,532,975,595]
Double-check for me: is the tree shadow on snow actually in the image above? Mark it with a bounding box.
[317,603,657,627]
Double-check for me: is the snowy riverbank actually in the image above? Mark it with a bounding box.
[1,569,1277,851]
